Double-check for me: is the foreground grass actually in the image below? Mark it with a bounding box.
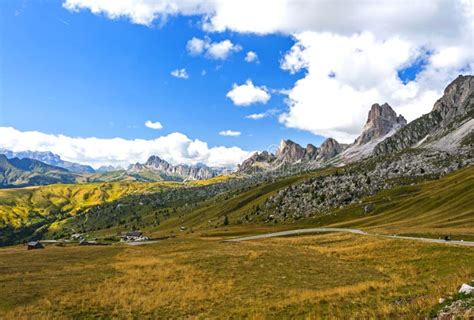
[1,232,472,319]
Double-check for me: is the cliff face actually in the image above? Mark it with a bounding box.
[355,103,407,146]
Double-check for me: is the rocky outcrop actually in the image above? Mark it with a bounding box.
[262,148,472,220]
[237,151,276,172]
[129,155,218,181]
[374,75,474,155]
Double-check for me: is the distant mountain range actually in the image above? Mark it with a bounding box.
[238,75,473,173]
[0,150,95,173]
[0,155,78,188]
[128,156,221,181]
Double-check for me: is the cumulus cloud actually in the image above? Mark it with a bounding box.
[170,68,189,79]
[226,80,271,106]
[0,127,251,169]
[145,120,163,130]
[244,51,259,63]
[186,37,241,60]
[186,37,206,55]
[219,130,241,137]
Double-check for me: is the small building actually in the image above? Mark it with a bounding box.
[120,231,149,242]
[27,241,44,250]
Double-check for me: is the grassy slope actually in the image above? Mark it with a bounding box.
[0,233,472,318]
[143,166,473,240]
[323,165,474,238]
[68,165,473,242]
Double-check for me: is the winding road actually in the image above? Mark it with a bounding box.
[226,227,474,247]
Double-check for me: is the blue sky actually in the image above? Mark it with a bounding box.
[0,0,471,168]
[0,0,321,152]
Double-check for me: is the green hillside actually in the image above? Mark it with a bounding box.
[326,165,474,238]
[0,181,183,244]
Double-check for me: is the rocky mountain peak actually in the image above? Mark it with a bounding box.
[145,155,169,167]
[276,139,306,163]
[317,138,343,160]
[355,102,407,145]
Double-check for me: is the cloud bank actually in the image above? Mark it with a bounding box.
[63,0,473,143]
[0,127,251,169]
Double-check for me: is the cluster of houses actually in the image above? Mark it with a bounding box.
[120,231,150,242]
[25,230,150,250]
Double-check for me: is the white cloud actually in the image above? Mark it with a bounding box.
[226,80,271,106]
[170,68,189,79]
[246,113,265,120]
[186,37,241,60]
[186,37,206,55]
[219,130,241,137]
[245,51,259,63]
[0,127,251,169]
[246,109,279,120]
[145,120,163,130]
[207,40,242,59]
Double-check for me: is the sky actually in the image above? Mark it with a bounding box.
[0,0,472,169]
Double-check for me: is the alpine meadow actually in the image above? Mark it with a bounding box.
[0,0,473,319]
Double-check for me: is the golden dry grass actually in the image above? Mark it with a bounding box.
[1,231,473,319]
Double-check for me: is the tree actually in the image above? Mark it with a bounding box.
[223,215,229,226]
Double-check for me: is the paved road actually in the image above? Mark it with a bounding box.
[124,240,161,246]
[226,227,474,247]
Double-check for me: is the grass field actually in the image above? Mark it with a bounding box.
[0,232,472,319]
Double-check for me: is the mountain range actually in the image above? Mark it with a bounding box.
[0,155,78,188]
[128,156,220,181]
[1,75,472,187]
[0,149,95,173]
[238,75,473,173]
